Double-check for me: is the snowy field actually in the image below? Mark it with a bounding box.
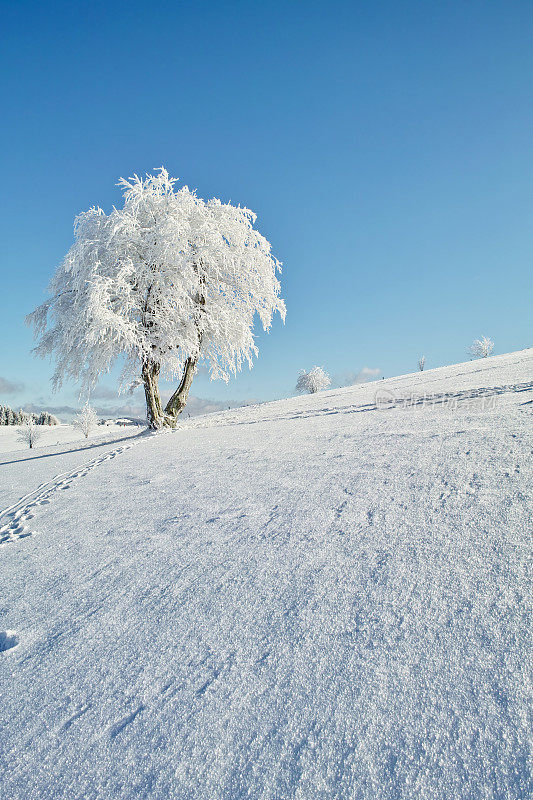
[0,421,143,454]
[0,349,532,799]
[0,424,146,511]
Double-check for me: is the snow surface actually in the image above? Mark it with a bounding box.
[0,425,145,511]
[0,422,143,454]
[1,349,532,799]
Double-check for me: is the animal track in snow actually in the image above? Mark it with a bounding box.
[0,630,19,652]
[334,499,348,520]
[108,704,144,739]
[58,703,91,733]
[0,441,143,546]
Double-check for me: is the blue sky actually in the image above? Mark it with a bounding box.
[1,0,532,418]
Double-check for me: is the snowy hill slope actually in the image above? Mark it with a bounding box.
[0,425,146,510]
[1,349,532,799]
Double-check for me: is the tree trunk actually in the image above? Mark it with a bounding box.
[164,357,197,424]
[142,357,197,429]
[142,360,165,429]
[141,265,203,429]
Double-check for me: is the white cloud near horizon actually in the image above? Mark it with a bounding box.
[88,385,120,400]
[333,366,381,388]
[0,376,25,395]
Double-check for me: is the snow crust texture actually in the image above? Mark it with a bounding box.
[1,350,532,800]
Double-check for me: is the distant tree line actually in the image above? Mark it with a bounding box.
[0,405,59,426]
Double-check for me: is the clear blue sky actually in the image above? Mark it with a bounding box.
[1,0,532,417]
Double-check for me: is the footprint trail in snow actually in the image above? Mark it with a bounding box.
[0,441,141,545]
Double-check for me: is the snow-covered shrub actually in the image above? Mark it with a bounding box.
[296,366,331,394]
[72,403,99,438]
[17,418,42,449]
[418,356,426,371]
[470,336,494,358]
[27,168,285,429]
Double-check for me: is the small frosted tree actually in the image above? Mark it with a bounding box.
[418,356,426,371]
[296,366,331,394]
[17,417,42,449]
[470,336,494,358]
[37,412,60,425]
[72,403,99,438]
[28,168,285,429]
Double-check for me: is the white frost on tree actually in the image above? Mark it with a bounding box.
[295,366,331,394]
[27,168,286,429]
[418,356,426,371]
[470,336,494,358]
[17,417,42,449]
[72,403,99,438]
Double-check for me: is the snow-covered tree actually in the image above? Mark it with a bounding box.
[418,356,426,371]
[72,403,99,438]
[28,168,285,429]
[295,366,331,394]
[37,411,60,425]
[470,336,494,358]
[17,418,42,449]
[0,406,60,425]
